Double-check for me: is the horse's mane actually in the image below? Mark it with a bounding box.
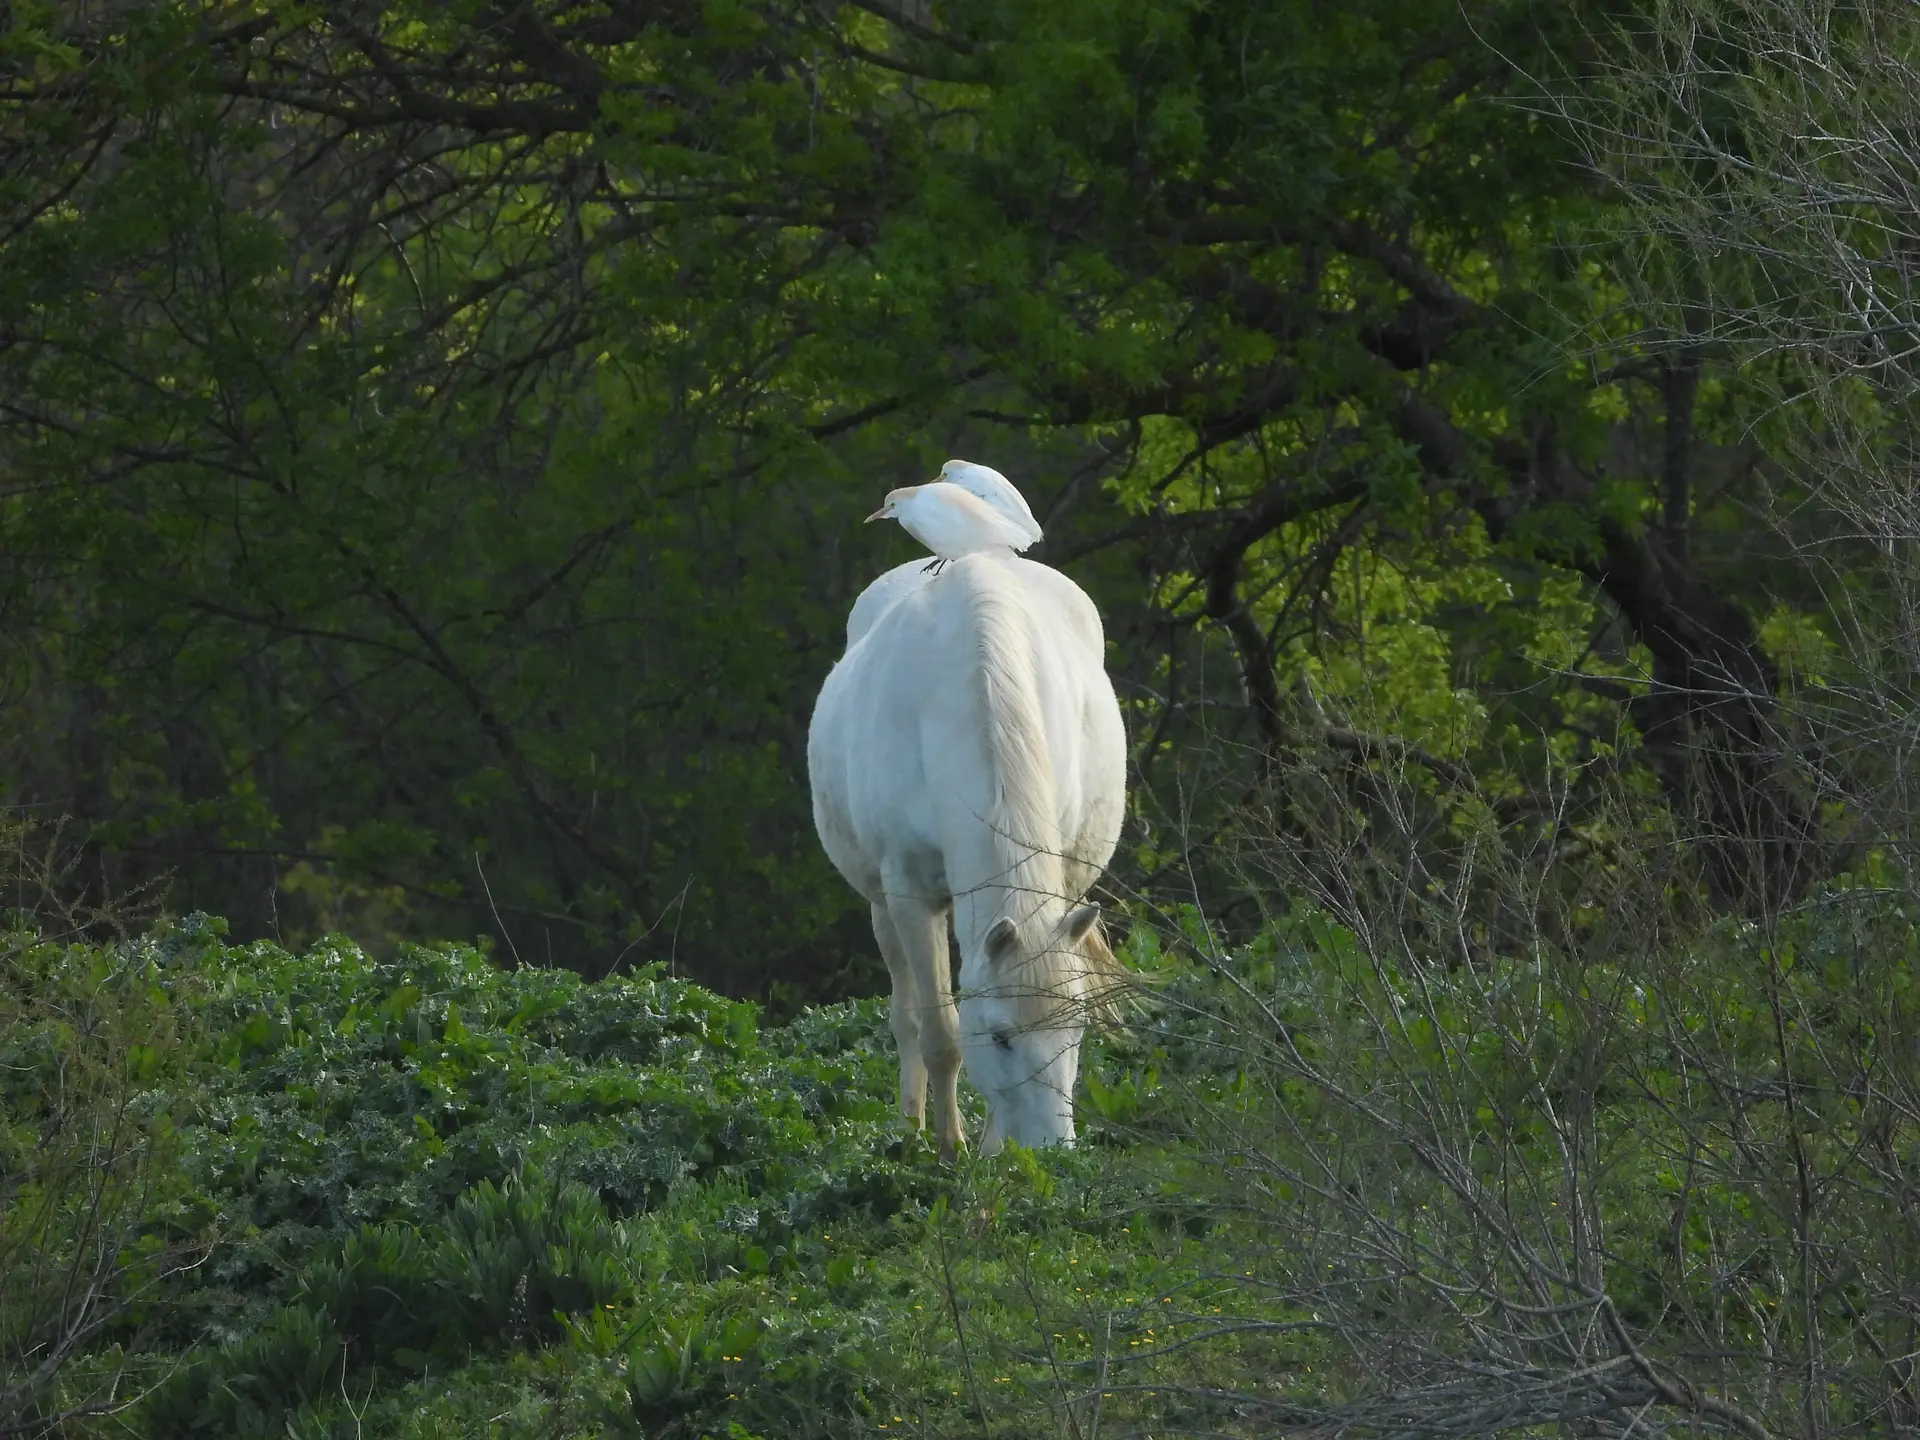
[955,557,1069,962]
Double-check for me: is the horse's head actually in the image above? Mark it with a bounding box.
[960,902,1125,1153]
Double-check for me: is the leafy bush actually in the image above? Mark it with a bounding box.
[20,882,1913,1439]
[0,927,212,1436]
[8,911,1306,1439]
[1098,845,1920,1437]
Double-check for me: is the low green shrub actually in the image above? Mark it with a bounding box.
[0,926,213,1435]
[28,884,1911,1438]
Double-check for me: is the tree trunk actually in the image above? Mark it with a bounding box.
[1584,518,1817,913]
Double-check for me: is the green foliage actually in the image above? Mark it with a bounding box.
[0,910,1330,1437]
[0,920,212,1434]
[1119,868,1920,1432]
[0,0,1833,984]
[6,0,1916,1425]
[8,884,1920,1435]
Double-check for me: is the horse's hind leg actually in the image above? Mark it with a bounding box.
[884,892,966,1159]
[872,902,928,1126]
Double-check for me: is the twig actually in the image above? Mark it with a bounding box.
[474,850,524,969]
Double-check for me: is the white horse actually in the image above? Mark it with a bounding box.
[809,554,1127,1156]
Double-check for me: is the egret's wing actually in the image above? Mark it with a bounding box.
[942,462,1043,547]
[931,484,1031,555]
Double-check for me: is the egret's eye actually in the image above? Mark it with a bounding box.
[991,1030,1013,1051]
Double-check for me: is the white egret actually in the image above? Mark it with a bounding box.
[936,459,1044,547]
[867,483,1033,572]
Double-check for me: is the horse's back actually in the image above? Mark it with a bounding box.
[844,561,927,648]
[809,555,1122,902]
[844,558,1105,653]
[809,564,984,898]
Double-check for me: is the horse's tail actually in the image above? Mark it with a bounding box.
[958,557,1064,936]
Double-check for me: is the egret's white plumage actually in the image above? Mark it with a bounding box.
[866,482,1032,567]
[809,554,1127,1156]
[936,459,1044,547]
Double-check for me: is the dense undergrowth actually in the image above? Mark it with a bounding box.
[6,882,1920,1437]
[0,914,1300,1439]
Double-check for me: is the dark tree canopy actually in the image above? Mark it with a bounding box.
[0,1,1835,995]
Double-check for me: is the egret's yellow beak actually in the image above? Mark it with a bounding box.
[864,506,889,522]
